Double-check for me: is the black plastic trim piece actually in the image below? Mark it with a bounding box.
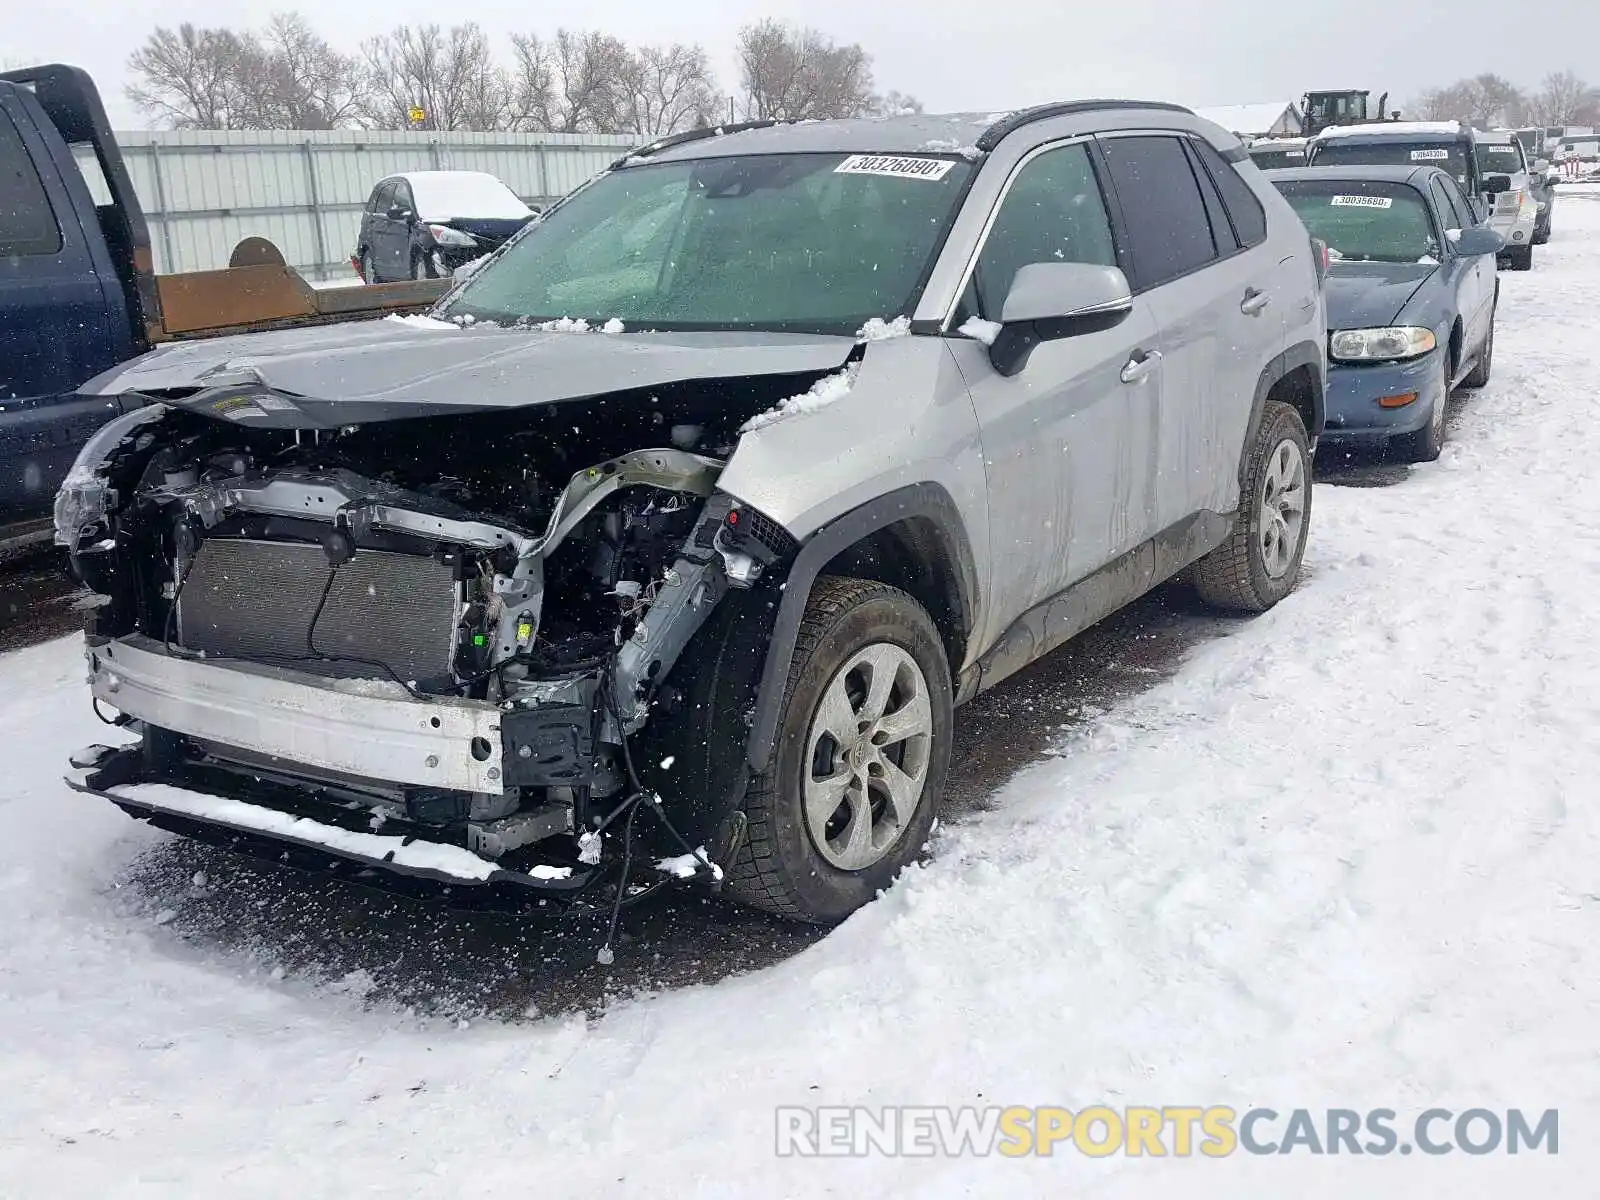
[976,100,1195,152]
[743,484,979,773]
[612,120,787,168]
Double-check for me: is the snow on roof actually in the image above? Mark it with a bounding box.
[1315,121,1464,141]
[1250,136,1307,148]
[394,171,532,221]
[1191,102,1299,135]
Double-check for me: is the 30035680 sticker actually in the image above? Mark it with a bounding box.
[833,154,957,181]
[1331,195,1394,208]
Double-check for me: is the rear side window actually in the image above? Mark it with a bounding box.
[1191,137,1269,247]
[0,108,64,257]
[1183,140,1237,254]
[1434,175,1476,229]
[1099,135,1218,290]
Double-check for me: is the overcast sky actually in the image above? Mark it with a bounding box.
[9,0,1597,128]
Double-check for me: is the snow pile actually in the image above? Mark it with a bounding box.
[957,315,1004,345]
[856,315,911,341]
[384,313,459,332]
[738,362,860,433]
[111,783,501,881]
[527,317,626,334]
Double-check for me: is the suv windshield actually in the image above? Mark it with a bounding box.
[1476,144,1524,175]
[1312,140,1471,189]
[1273,181,1440,264]
[438,153,974,332]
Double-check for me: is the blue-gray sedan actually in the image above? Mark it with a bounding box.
[1265,165,1504,461]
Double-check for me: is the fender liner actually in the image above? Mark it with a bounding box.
[743,483,978,773]
[1241,339,1325,497]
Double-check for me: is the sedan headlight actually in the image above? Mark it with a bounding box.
[1329,327,1437,363]
[426,224,477,249]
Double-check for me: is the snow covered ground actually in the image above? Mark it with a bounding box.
[5,198,1600,1197]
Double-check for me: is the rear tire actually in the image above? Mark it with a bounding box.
[358,250,376,284]
[725,577,952,923]
[1193,400,1311,613]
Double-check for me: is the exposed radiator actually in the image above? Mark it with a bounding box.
[177,538,459,683]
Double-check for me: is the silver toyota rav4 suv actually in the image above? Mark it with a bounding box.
[57,102,1326,928]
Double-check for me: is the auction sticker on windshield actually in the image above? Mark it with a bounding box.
[834,155,956,181]
[1331,195,1394,208]
[1409,148,1450,161]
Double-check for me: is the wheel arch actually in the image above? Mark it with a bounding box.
[1241,341,1324,496]
[743,483,978,773]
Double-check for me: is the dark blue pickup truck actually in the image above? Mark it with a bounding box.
[1,65,447,553]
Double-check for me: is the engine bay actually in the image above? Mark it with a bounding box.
[61,376,808,881]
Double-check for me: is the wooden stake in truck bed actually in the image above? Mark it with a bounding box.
[0,64,452,553]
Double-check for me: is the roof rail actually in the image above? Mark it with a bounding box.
[976,100,1195,151]
[612,119,788,168]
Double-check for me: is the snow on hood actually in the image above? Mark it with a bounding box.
[82,321,857,429]
[403,171,532,221]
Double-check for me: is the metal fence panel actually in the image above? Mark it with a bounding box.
[97,129,639,280]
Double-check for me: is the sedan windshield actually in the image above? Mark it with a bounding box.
[1475,144,1524,175]
[438,153,974,333]
[1312,140,1471,189]
[1274,181,1440,263]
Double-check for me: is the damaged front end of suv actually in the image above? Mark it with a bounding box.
[58,132,985,932]
[57,328,860,905]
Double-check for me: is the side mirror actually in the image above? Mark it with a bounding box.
[387,205,413,221]
[1451,225,1505,257]
[1545,168,1560,186]
[1482,174,1512,196]
[988,262,1134,377]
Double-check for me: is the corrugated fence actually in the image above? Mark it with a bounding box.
[88,129,640,281]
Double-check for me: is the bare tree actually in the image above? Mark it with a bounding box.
[873,90,924,117]
[253,13,365,129]
[127,24,257,129]
[511,30,652,134]
[361,23,512,131]
[617,44,719,137]
[1525,70,1599,125]
[1412,74,1526,126]
[736,20,877,121]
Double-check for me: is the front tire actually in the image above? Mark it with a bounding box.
[410,251,438,280]
[726,577,953,923]
[1506,243,1534,271]
[1193,400,1311,613]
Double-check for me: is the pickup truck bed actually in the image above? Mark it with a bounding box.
[1,65,451,553]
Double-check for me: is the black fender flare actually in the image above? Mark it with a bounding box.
[743,482,979,774]
[1240,339,1325,496]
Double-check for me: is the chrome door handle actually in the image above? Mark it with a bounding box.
[1241,288,1272,316]
[1120,349,1162,384]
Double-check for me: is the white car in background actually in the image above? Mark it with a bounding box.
[1477,132,1539,269]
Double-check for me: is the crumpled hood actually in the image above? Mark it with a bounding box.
[80,318,858,428]
[1324,261,1437,330]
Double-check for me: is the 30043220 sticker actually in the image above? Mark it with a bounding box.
[833,155,957,181]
